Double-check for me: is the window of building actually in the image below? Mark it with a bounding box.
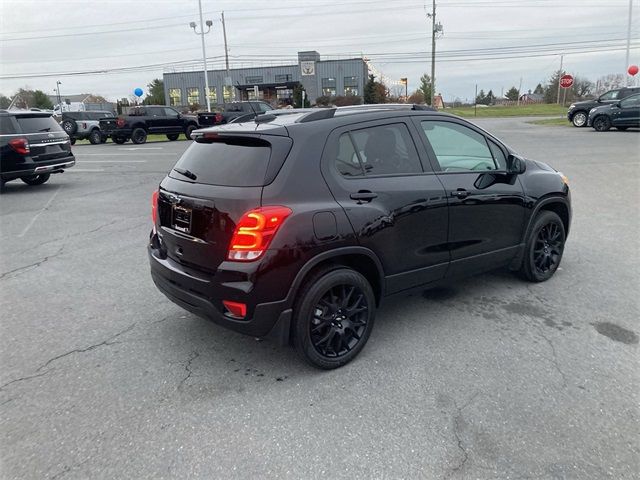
[208,87,217,104]
[247,89,262,100]
[344,76,359,96]
[349,123,423,176]
[223,85,234,102]
[420,121,498,172]
[246,76,263,85]
[168,88,182,106]
[187,87,200,106]
[322,77,337,97]
[275,74,292,83]
[276,88,293,102]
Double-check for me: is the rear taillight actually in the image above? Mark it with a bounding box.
[116,117,125,128]
[151,190,159,224]
[8,138,30,155]
[228,206,292,261]
[214,113,223,123]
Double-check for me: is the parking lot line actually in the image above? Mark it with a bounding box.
[79,160,147,163]
[18,186,61,238]
[76,153,174,156]
[66,169,106,172]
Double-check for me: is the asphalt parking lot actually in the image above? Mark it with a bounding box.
[1,118,638,479]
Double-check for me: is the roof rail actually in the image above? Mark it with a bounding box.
[253,107,337,124]
[336,103,435,112]
[295,108,336,123]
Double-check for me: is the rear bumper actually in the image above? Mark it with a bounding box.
[101,127,132,138]
[148,240,291,341]
[1,156,75,180]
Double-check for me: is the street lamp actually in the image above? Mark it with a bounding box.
[190,0,213,112]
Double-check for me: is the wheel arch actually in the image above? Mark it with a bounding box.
[523,195,571,241]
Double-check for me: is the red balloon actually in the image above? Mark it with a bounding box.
[629,65,639,76]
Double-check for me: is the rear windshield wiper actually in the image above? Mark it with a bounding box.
[173,167,197,181]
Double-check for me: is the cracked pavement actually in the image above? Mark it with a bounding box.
[0,123,638,479]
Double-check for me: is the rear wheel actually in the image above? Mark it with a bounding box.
[293,267,376,369]
[89,129,102,145]
[131,128,147,144]
[21,174,51,186]
[592,115,611,132]
[166,133,180,141]
[571,111,588,127]
[113,136,128,144]
[185,124,197,140]
[519,210,566,282]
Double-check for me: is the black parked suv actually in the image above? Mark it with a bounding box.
[100,105,199,144]
[567,86,640,127]
[1,110,75,189]
[148,105,571,369]
[588,93,640,131]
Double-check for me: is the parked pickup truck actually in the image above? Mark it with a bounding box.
[198,101,274,126]
[100,106,199,144]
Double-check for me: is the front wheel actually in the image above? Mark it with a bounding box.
[592,115,611,132]
[131,128,147,144]
[293,267,376,369]
[571,111,587,127]
[89,129,102,145]
[519,210,566,282]
[185,124,197,140]
[166,133,180,141]
[21,174,51,186]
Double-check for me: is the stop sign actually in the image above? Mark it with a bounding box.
[560,74,574,89]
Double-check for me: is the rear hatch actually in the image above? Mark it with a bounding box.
[16,114,71,161]
[157,130,292,272]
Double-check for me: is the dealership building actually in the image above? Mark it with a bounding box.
[162,51,369,108]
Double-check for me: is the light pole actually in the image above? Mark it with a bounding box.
[55,81,62,113]
[190,0,213,112]
[625,0,633,85]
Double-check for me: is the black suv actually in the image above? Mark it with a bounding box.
[1,110,75,189]
[588,93,640,131]
[567,86,640,127]
[100,105,199,144]
[148,105,571,369]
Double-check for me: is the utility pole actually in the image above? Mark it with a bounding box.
[556,54,564,105]
[56,80,62,113]
[625,0,633,85]
[189,0,213,112]
[430,0,436,107]
[222,12,230,74]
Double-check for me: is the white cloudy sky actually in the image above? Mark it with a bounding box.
[1,0,638,102]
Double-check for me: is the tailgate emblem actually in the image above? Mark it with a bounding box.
[172,205,192,234]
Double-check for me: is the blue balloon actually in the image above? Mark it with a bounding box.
[134,88,143,97]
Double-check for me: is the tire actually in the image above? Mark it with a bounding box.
[571,111,588,127]
[185,124,197,140]
[616,126,628,131]
[293,267,376,369]
[61,119,77,135]
[592,115,611,132]
[69,137,76,145]
[131,128,147,144]
[519,210,566,282]
[167,133,180,141]
[20,174,51,186]
[113,136,128,144]
[88,129,102,145]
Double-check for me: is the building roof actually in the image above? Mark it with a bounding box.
[47,94,92,104]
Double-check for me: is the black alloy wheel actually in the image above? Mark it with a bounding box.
[89,129,102,145]
[519,210,565,282]
[592,115,611,132]
[167,133,180,141]
[185,125,197,140]
[294,267,375,369]
[131,128,147,144]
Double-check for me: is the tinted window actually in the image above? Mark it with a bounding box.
[0,116,17,134]
[16,116,63,133]
[599,90,619,101]
[147,106,164,116]
[350,123,422,176]
[488,139,507,170]
[420,121,497,172]
[164,108,179,117]
[254,102,272,113]
[335,133,364,177]
[170,138,271,187]
[620,95,640,108]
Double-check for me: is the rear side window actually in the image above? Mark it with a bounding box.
[0,116,17,134]
[170,138,272,187]
[348,123,422,176]
[16,116,63,133]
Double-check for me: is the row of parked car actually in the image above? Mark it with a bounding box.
[60,101,275,145]
[567,86,640,131]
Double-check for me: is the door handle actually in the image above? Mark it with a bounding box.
[350,190,378,203]
[451,188,469,199]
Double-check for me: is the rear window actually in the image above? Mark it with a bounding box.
[16,116,63,133]
[0,116,17,134]
[170,138,272,187]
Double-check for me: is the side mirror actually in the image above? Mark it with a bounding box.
[507,154,526,175]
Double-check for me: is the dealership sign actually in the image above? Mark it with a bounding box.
[300,61,315,76]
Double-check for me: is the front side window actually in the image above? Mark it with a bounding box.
[344,76,359,96]
[164,107,179,117]
[348,123,422,176]
[187,88,200,106]
[322,77,336,97]
[599,90,619,101]
[420,121,498,172]
[169,88,182,106]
